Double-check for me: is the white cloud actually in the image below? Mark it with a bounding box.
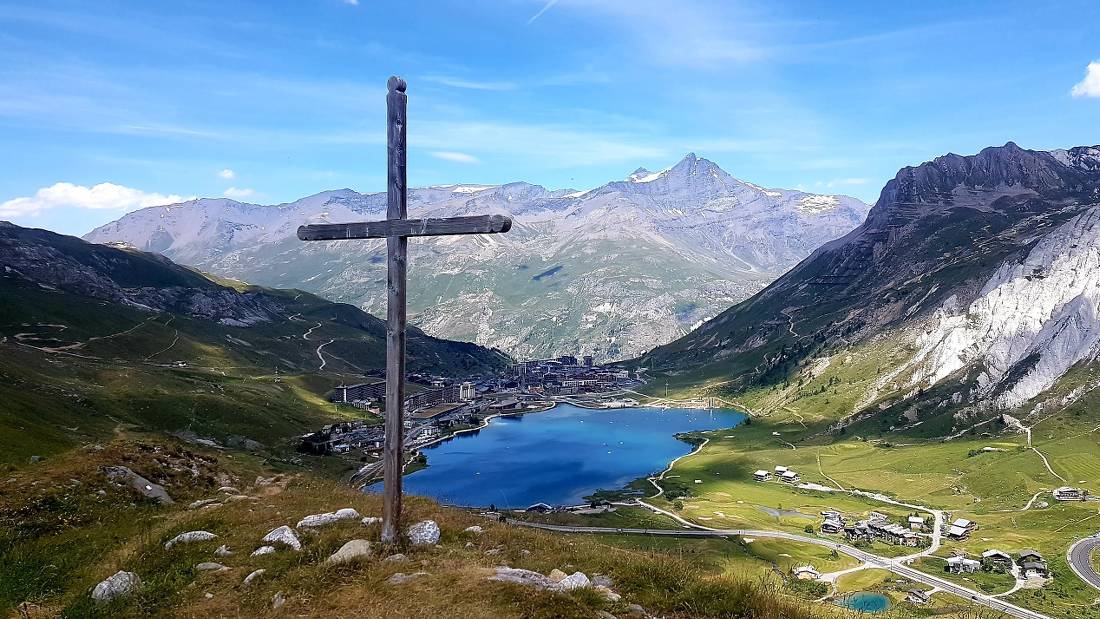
[0,182,187,218]
[343,0,359,5]
[423,75,517,91]
[1071,60,1100,98]
[218,168,235,180]
[223,187,255,199]
[431,151,480,164]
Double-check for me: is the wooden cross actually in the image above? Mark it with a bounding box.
[297,76,511,544]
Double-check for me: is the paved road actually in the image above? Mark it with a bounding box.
[508,520,1052,619]
[1068,534,1100,591]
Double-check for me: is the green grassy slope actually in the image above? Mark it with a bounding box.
[0,223,509,467]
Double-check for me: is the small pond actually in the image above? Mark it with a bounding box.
[834,592,890,613]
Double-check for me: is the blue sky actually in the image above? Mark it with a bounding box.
[1,0,1098,236]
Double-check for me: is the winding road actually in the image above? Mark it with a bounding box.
[1068,534,1100,592]
[508,520,1052,619]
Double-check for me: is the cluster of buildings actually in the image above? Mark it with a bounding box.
[946,549,1050,579]
[841,512,924,547]
[946,517,978,541]
[754,465,801,484]
[509,355,635,395]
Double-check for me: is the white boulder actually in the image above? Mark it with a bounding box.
[463,525,484,535]
[361,516,381,525]
[261,525,301,551]
[195,562,228,572]
[296,508,361,528]
[406,520,440,546]
[243,569,266,586]
[327,539,372,564]
[251,545,276,557]
[165,531,217,550]
[91,570,141,604]
[558,571,591,591]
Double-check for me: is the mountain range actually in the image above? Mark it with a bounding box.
[643,142,1100,435]
[84,154,870,362]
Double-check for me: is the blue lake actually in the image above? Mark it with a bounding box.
[369,404,744,508]
[835,592,890,613]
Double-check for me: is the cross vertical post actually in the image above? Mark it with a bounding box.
[382,76,407,545]
[296,76,510,547]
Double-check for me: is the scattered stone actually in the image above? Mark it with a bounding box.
[29,455,43,463]
[261,525,301,551]
[383,553,407,563]
[272,591,285,609]
[214,545,233,558]
[485,548,502,556]
[625,603,648,617]
[222,494,257,503]
[105,466,173,505]
[188,498,219,510]
[204,592,214,599]
[548,569,568,583]
[195,562,228,572]
[361,516,381,526]
[592,574,614,588]
[243,569,266,586]
[217,486,240,495]
[465,542,475,548]
[251,546,276,557]
[297,508,361,528]
[488,566,556,589]
[463,525,483,534]
[96,490,107,497]
[596,612,617,619]
[91,571,141,604]
[558,572,591,591]
[165,531,217,550]
[327,539,372,564]
[594,585,621,602]
[520,549,531,556]
[406,520,440,546]
[387,572,429,585]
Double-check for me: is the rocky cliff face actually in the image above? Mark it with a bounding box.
[1,222,281,326]
[84,155,869,361]
[643,143,1100,425]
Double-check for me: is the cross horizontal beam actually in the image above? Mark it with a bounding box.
[297,214,512,241]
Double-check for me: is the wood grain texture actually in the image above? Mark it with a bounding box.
[381,75,408,546]
[296,214,512,241]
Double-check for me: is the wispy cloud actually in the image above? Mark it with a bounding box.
[431,151,480,164]
[527,0,560,24]
[1071,60,1100,98]
[423,75,517,91]
[342,0,360,5]
[218,168,236,180]
[223,187,255,199]
[0,182,188,218]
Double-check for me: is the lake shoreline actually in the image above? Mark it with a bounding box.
[368,404,745,509]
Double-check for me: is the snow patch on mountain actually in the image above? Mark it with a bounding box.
[910,205,1100,407]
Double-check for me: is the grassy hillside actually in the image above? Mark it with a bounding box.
[0,222,509,467]
[0,437,829,619]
